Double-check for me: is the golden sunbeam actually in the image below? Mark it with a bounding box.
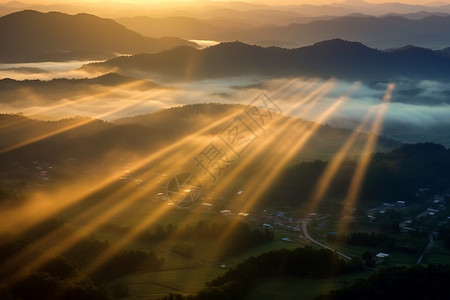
[0,164,177,292]
[239,95,350,215]
[65,78,323,277]
[304,85,399,215]
[307,110,375,214]
[274,78,321,103]
[78,202,173,280]
[205,79,336,205]
[0,138,210,291]
[57,78,329,279]
[212,99,348,259]
[0,98,243,236]
[0,105,248,291]
[23,80,151,118]
[0,93,150,155]
[269,77,312,100]
[209,82,352,258]
[338,83,395,233]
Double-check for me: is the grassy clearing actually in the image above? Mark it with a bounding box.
[122,265,225,300]
[108,226,314,299]
[423,240,450,265]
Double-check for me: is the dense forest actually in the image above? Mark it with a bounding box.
[266,142,450,206]
[158,247,363,300]
[317,264,450,300]
[0,219,160,299]
[0,218,274,300]
[138,219,274,258]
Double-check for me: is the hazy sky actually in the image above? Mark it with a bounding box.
[1,1,449,5]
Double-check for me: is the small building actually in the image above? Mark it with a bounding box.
[220,210,232,216]
[375,252,389,259]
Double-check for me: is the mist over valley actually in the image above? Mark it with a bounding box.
[1,2,450,300]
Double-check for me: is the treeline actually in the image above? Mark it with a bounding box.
[139,219,274,258]
[159,247,363,300]
[0,218,161,300]
[267,142,450,206]
[317,264,450,300]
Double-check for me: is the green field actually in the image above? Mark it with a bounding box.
[103,224,311,299]
[57,190,448,300]
[423,240,450,265]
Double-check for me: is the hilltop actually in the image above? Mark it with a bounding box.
[0,10,197,62]
[83,39,450,82]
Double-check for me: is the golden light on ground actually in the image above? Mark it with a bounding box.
[210,81,357,258]
[78,202,173,280]
[151,78,325,232]
[50,78,326,285]
[238,94,350,214]
[338,83,394,233]
[204,78,334,205]
[307,105,375,214]
[0,99,248,291]
[0,68,399,296]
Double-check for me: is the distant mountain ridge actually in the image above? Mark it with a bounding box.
[83,39,450,82]
[0,10,197,62]
[3,0,450,19]
[126,14,450,49]
[114,13,450,49]
[238,14,450,49]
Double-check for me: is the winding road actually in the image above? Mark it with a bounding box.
[301,219,353,260]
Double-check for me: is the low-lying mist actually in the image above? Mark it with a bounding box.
[0,61,449,145]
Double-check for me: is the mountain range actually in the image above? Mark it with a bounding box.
[83,39,450,82]
[222,14,450,49]
[2,0,450,20]
[0,10,196,62]
[116,14,450,49]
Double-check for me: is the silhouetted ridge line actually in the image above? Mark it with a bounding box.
[84,39,450,82]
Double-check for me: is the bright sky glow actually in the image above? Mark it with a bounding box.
[0,1,449,5]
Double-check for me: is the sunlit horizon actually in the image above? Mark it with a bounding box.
[1,0,450,298]
[1,0,450,6]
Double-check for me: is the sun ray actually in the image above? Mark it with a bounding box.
[39,78,324,283]
[62,78,320,271]
[77,201,173,281]
[204,79,337,205]
[0,104,248,290]
[307,106,376,214]
[211,98,349,258]
[209,82,356,258]
[0,138,208,290]
[238,94,350,215]
[0,94,151,155]
[337,83,394,233]
[23,80,151,118]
